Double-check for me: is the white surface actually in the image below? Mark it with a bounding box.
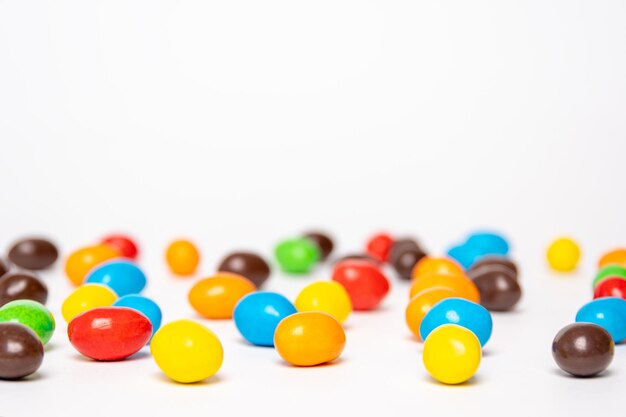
[1,1,625,416]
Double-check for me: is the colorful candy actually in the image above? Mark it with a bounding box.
[420,298,492,347]
[85,260,147,296]
[0,323,44,380]
[0,272,48,307]
[552,323,613,377]
[189,273,256,319]
[594,277,626,299]
[332,260,390,310]
[302,231,334,261]
[598,248,626,268]
[151,319,223,383]
[466,231,509,255]
[217,251,271,287]
[274,312,346,366]
[7,237,58,270]
[65,244,120,286]
[389,239,427,280]
[113,295,162,337]
[61,283,117,323]
[546,237,581,272]
[165,239,200,276]
[469,265,521,311]
[422,324,481,385]
[295,281,352,324]
[409,273,480,303]
[234,291,296,346]
[468,255,518,278]
[412,257,464,281]
[592,264,626,288]
[405,287,461,339]
[575,297,626,342]
[275,238,319,274]
[101,234,139,259]
[446,243,483,269]
[366,233,394,263]
[0,300,55,345]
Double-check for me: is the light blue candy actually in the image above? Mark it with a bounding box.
[466,231,509,255]
[420,297,493,347]
[233,291,296,347]
[85,260,147,296]
[575,297,626,342]
[113,294,162,338]
[447,244,484,269]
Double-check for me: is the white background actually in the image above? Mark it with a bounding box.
[1,1,625,416]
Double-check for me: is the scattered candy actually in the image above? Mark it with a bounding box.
[420,297,492,347]
[552,323,614,377]
[466,231,509,255]
[409,273,480,303]
[546,237,581,272]
[0,322,44,380]
[468,255,518,278]
[598,248,626,268]
[275,238,319,274]
[575,297,626,342]
[61,283,117,323]
[188,273,256,319]
[85,260,147,296]
[274,312,346,366]
[469,265,521,311]
[302,231,334,261]
[446,243,483,269]
[151,319,223,383]
[389,239,427,280]
[412,256,464,281]
[405,287,461,339]
[101,234,139,259]
[594,277,626,300]
[65,244,120,286]
[234,291,296,346]
[332,260,390,310]
[7,238,58,270]
[114,295,162,338]
[166,239,200,276]
[217,251,271,287]
[366,233,394,263]
[294,281,352,324]
[0,272,48,307]
[68,307,152,361]
[0,300,55,345]
[422,324,481,385]
[592,264,626,288]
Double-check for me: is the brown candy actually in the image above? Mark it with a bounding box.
[0,322,44,380]
[469,256,518,279]
[0,258,8,278]
[302,231,334,261]
[0,272,48,307]
[552,323,614,377]
[8,238,58,270]
[217,251,271,287]
[389,239,426,280]
[470,265,521,311]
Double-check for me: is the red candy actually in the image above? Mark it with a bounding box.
[68,307,152,361]
[101,235,139,259]
[594,277,626,300]
[332,260,390,310]
[366,233,394,263]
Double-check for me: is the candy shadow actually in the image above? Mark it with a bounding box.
[70,350,151,363]
[550,368,614,379]
[153,373,224,386]
[0,372,46,383]
[274,357,346,368]
[44,343,58,353]
[423,374,482,387]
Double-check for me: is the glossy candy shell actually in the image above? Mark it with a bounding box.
[189,273,256,319]
[0,300,55,345]
[575,297,626,342]
[233,292,296,346]
[423,324,482,385]
[0,323,44,380]
[85,260,147,296]
[65,245,120,286]
[420,297,492,347]
[332,260,390,310]
[114,295,162,337]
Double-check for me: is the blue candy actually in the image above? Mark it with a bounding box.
[85,260,147,296]
[447,244,484,269]
[113,294,162,338]
[420,297,493,347]
[465,231,509,255]
[233,291,296,347]
[575,297,626,342]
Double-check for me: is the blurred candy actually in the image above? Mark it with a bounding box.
[166,239,200,276]
[332,260,390,310]
[114,295,162,338]
[0,272,48,307]
[295,281,352,324]
[420,298,492,347]
[466,231,509,255]
[62,283,117,323]
[593,265,626,288]
[85,260,147,296]
[405,287,461,339]
[389,239,426,280]
[546,237,581,272]
[302,231,334,261]
[594,277,626,300]
[65,244,120,286]
[446,244,483,270]
[275,238,319,274]
[101,234,139,259]
[0,258,9,277]
[409,273,479,303]
[0,323,44,380]
[233,292,296,346]
[469,265,521,311]
[423,324,481,385]
[217,251,271,287]
[469,256,518,278]
[0,300,55,345]
[8,238,58,270]
[598,248,626,268]
[412,257,464,281]
[189,273,256,319]
[366,233,394,263]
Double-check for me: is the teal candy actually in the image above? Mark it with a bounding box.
[0,300,55,345]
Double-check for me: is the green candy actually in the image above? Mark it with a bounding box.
[0,300,55,345]
[275,238,320,274]
[593,264,626,288]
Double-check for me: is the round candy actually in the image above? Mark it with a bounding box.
[447,244,484,270]
[62,283,117,323]
[0,323,44,380]
[420,297,492,347]
[101,234,139,259]
[552,323,614,377]
[575,297,626,342]
[546,237,581,272]
[166,239,200,276]
[68,307,152,361]
[405,287,461,339]
[466,231,509,255]
[151,319,223,383]
[593,265,626,288]
[295,281,352,324]
[0,300,55,345]
[423,324,481,385]
[233,291,296,346]
[85,260,147,296]
[275,238,320,274]
[469,255,518,278]
[8,238,58,270]
[409,273,480,303]
[366,233,394,263]
[594,277,626,300]
[189,273,256,319]
[332,260,390,310]
[598,248,626,268]
[217,251,271,287]
[389,239,427,280]
[0,258,9,277]
[65,244,120,286]
[302,231,334,261]
[274,312,346,367]
[469,266,521,311]
[114,295,162,337]
[412,257,464,281]
[0,272,48,307]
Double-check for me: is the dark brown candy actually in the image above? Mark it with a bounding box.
[8,238,58,270]
[334,253,381,266]
[470,265,521,311]
[552,323,614,377]
[389,239,426,280]
[0,272,48,307]
[0,322,44,380]
[302,231,334,261]
[469,256,518,279]
[217,251,271,287]
[0,258,8,278]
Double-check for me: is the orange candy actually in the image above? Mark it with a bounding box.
[412,256,464,281]
[166,239,200,276]
[65,244,120,286]
[405,287,461,339]
[598,249,626,268]
[409,272,480,303]
[189,273,256,319]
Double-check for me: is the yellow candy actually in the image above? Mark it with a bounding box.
[547,237,581,272]
[423,324,481,385]
[61,284,117,323]
[151,319,223,383]
[294,281,352,324]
